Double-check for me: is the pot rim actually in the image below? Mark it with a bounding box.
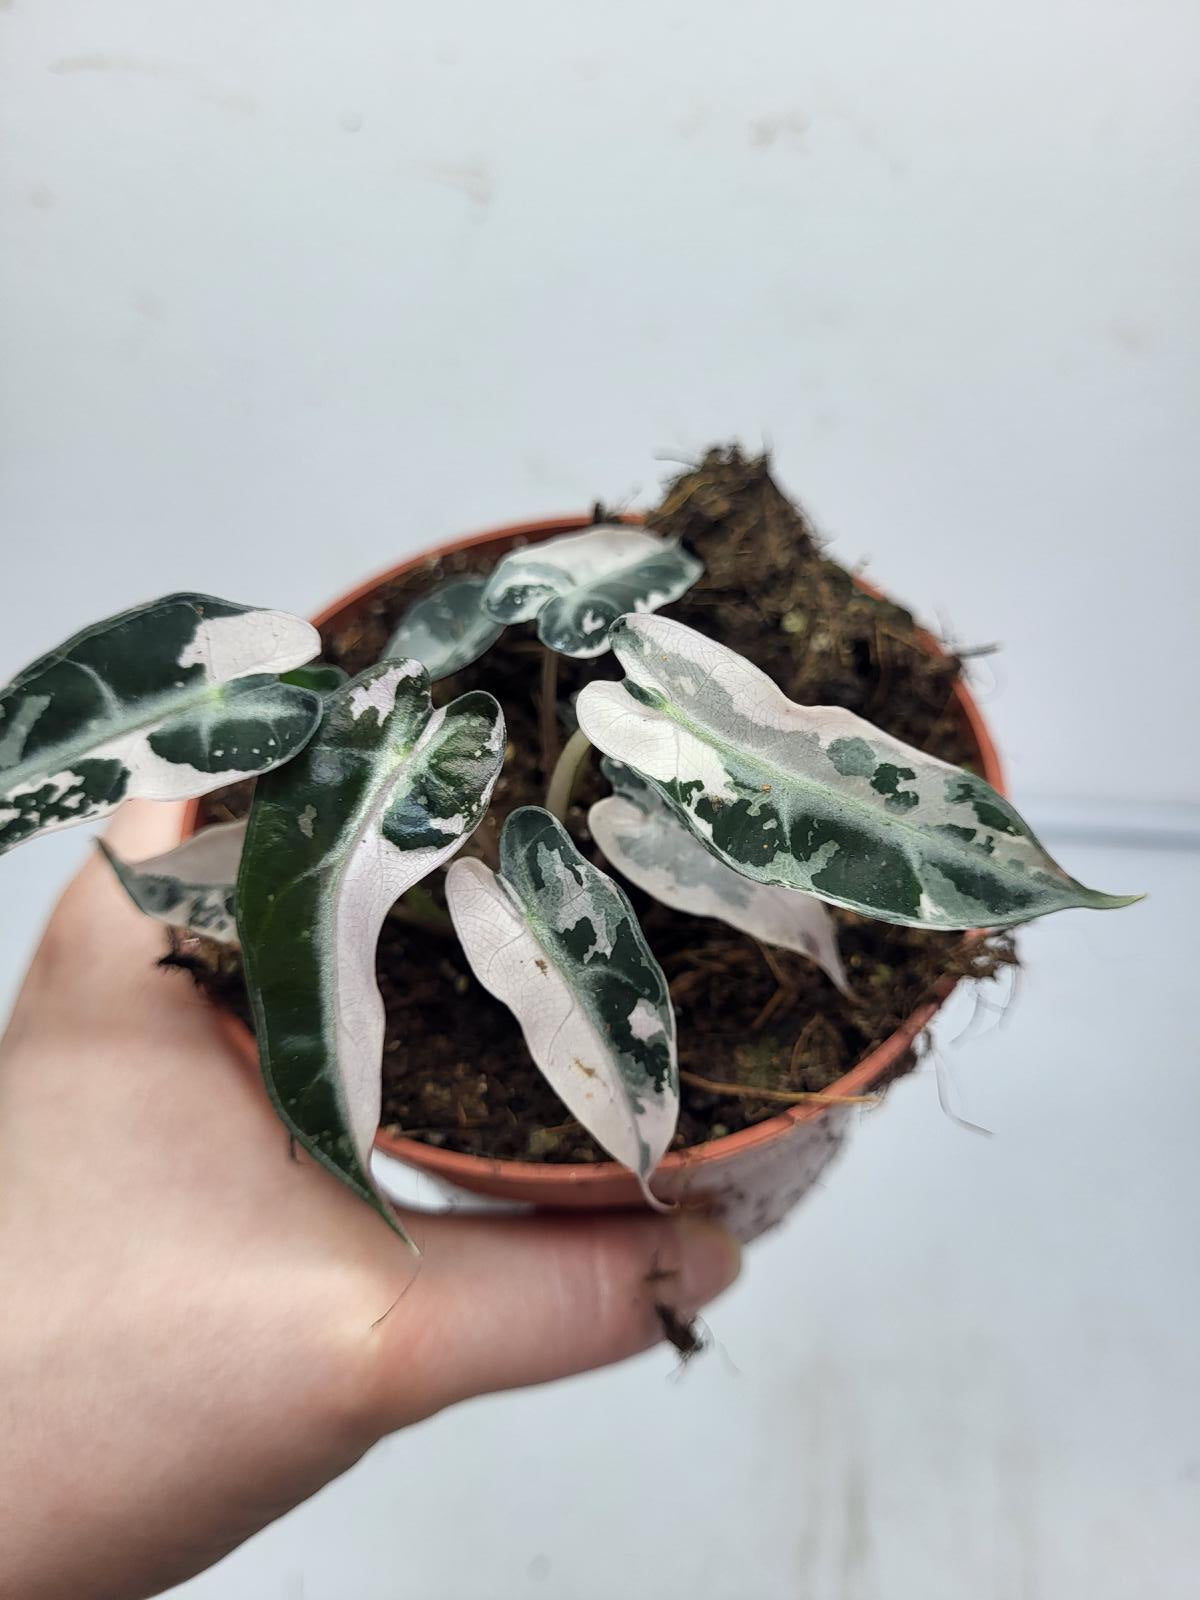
[183,512,1005,1192]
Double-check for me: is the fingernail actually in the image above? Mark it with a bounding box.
[673,1215,743,1308]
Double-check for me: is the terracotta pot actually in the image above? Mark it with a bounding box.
[184,515,1005,1242]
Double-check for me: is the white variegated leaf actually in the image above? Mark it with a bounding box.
[99,819,246,944]
[590,760,848,992]
[445,806,678,1203]
[383,575,505,680]
[238,660,506,1240]
[0,594,323,856]
[576,614,1141,931]
[480,525,703,658]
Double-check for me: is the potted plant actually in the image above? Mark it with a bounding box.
[0,449,1139,1246]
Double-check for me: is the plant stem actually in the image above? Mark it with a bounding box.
[476,813,501,871]
[678,1069,876,1106]
[388,883,454,937]
[539,647,560,780]
[546,727,594,822]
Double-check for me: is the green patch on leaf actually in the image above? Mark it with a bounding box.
[590,759,847,989]
[280,663,349,695]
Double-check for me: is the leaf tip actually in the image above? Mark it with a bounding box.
[381,1202,422,1255]
[1089,889,1147,911]
[638,1172,675,1213]
[94,835,132,891]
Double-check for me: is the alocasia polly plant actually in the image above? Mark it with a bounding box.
[576,614,1139,930]
[482,524,703,658]
[237,660,505,1238]
[0,518,1139,1229]
[0,594,323,855]
[446,807,678,1206]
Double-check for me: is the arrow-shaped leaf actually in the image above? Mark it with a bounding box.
[237,660,505,1239]
[383,575,505,680]
[99,819,246,944]
[577,615,1140,931]
[445,806,678,1203]
[589,759,849,992]
[0,593,323,856]
[481,525,703,658]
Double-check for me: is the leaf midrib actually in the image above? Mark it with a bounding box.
[1,670,256,791]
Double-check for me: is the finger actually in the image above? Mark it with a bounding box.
[369,1209,741,1421]
[46,798,193,949]
[102,796,193,860]
[15,800,202,1019]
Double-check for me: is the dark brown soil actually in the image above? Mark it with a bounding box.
[190,448,1016,1162]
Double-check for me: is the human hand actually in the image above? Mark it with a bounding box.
[0,802,740,1600]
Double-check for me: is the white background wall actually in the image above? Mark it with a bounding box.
[3,0,1198,806]
[2,4,1198,1597]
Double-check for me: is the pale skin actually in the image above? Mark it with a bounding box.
[0,801,740,1600]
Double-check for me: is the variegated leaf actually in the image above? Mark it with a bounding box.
[0,594,322,857]
[383,575,505,680]
[238,660,505,1239]
[99,819,245,944]
[280,663,349,694]
[445,806,678,1202]
[480,525,703,658]
[577,615,1140,931]
[590,759,848,992]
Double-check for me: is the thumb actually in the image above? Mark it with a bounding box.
[371,1208,741,1419]
[30,798,191,965]
[11,799,202,1025]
